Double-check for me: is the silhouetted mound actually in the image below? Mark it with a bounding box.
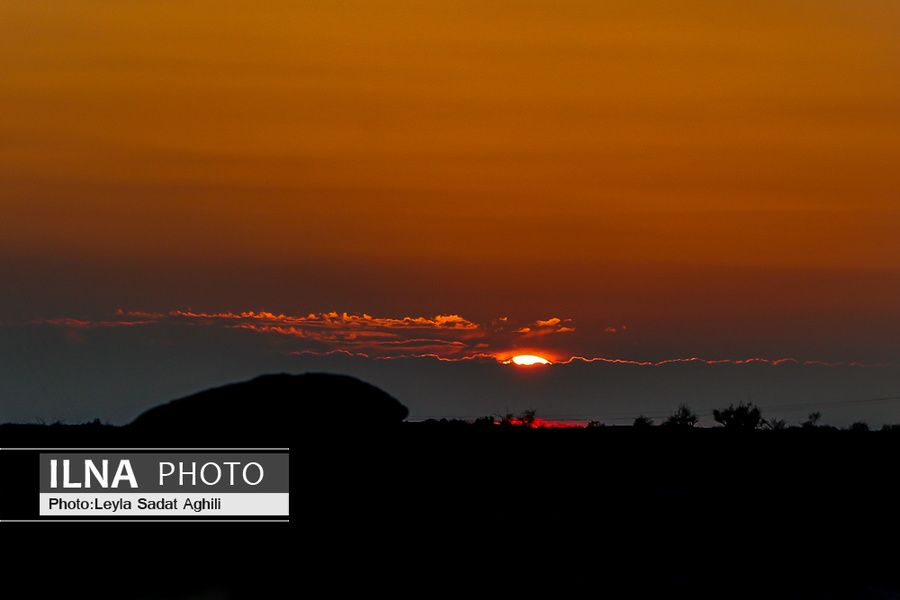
[127,372,408,445]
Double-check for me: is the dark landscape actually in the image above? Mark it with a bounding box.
[3,373,900,598]
[5,2,899,598]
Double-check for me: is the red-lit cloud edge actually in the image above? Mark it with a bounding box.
[23,309,889,368]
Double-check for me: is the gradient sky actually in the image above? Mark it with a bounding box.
[2,1,899,426]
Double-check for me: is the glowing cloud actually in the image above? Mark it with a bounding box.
[26,310,578,362]
[20,310,888,367]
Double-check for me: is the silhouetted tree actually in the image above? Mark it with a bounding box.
[519,408,537,428]
[663,404,698,428]
[801,411,822,429]
[473,416,495,426]
[499,409,538,427]
[849,421,869,433]
[633,415,654,428]
[713,402,763,430]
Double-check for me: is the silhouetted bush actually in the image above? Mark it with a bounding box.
[633,415,654,428]
[712,402,763,430]
[662,404,698,428]
[519,408,537,428]
[499,409,537,427]
[801,411,822,429]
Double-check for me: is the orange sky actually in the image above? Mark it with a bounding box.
[2,1,899,364]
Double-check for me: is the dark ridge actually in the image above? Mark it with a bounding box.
[126,372,408,445]
[0,372,408,447]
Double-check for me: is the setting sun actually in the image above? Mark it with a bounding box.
[508,355,552,366]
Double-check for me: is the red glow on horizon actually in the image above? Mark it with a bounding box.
[534,419,583,428]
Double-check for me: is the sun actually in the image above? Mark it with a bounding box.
[507,354,552,366]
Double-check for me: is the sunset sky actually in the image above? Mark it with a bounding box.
[2,1,899,426]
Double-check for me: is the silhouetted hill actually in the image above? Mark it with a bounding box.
[0,372,408,447]
[127,372,408,445]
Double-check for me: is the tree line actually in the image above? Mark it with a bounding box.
[452,402,887,431]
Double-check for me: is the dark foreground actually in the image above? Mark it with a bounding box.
[318,423,900,598]
[4,421,900,598]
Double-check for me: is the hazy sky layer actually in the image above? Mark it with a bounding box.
[2,2,899,424]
